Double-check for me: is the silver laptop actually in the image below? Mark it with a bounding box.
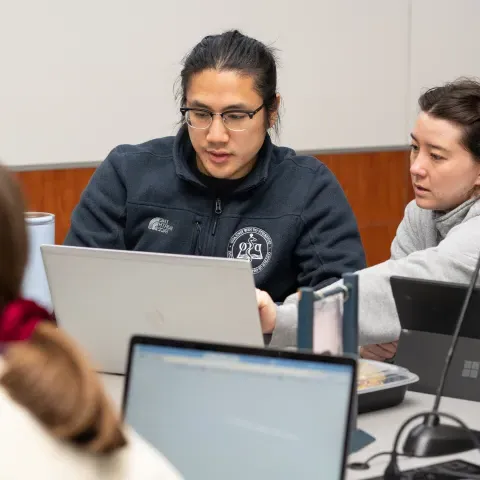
[391,275,480,402]
[41,245,264,374]
[122,335,356,480]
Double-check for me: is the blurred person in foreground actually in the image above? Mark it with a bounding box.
[0,164,182,479]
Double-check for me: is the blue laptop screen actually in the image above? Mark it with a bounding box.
[124,344,354,480]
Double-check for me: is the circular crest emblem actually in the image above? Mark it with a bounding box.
[227,227,273,274]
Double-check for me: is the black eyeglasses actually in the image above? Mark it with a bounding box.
[180,104,264,132]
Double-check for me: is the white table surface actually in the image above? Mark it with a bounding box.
[100,374,480,479]
[349,392,480,478]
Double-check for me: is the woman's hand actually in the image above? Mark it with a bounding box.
[360,341,398,361]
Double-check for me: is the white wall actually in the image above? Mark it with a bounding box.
[408,0,480,130]
[0,0,478,168]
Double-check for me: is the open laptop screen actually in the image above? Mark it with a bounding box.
[123,338,355,480]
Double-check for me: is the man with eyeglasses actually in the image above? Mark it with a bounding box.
[65,30,366,347]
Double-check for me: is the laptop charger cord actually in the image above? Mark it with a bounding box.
[348,410,480,479]
[348,451,408,471]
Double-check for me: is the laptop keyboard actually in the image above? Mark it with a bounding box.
[366,459,480,479]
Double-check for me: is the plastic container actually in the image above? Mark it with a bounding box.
[357,359,419,414]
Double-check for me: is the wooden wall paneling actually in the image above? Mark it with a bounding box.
[15,167,96,244]
[358,224,401,267]
[12,148,412,266]
[406,158,416,202]
[317,150,410,265]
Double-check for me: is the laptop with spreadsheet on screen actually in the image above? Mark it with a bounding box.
[122,336,357,480]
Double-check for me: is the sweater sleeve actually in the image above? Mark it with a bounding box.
[270,204,480,348]
[64,147,128,249]
[356,213,480,345]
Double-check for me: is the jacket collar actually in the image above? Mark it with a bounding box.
[172,125,273,193]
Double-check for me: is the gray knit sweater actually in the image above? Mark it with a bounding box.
[270,198,480,348]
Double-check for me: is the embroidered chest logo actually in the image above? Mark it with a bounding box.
[227,227,273,274]
[148,217,174,234]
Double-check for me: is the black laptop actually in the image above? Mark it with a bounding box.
[122,335,357,480]
[391,275,480,402]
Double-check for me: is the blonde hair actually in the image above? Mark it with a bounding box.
[0,164,126,453]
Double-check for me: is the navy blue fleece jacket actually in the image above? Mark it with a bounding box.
[64,127,366,302]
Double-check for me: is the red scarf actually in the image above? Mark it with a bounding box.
[0,298,52,343]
